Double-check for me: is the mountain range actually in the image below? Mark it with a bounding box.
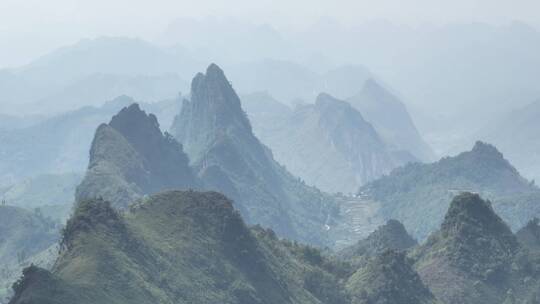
[12,190,540,304]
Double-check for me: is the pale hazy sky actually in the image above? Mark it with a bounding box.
[1,0,539,68]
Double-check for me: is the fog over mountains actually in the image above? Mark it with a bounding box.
[2,4,540,303]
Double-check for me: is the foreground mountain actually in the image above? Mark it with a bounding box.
[171,64,337,245]
[339,219,417,261]
[244,93,405,194]
[9,190,451,304]
[76,103,198,208]
[359,141,540,239]
[347,79,434,162]
[411,193,538,304]
[9,191,351,304]
[0,206,59,302]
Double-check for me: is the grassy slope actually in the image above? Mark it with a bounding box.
[9,191,350,304]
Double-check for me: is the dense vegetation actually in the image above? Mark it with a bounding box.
[8,190,445,304]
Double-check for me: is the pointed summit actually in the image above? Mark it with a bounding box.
[77,103,198,208]
[170,65,336,246]
[172,64,253,161]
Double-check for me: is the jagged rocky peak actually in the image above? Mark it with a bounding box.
[76,101,197,209]
[189,63,250,129]
[340,219,417,259]
[315,92,342,106]
[172,63,254,160]
[109,103,161,150]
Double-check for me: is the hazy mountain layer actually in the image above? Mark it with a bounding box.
[359,141,540,240]
[464,99,540,184]
[347,79,434,162]
[244,92,403,194]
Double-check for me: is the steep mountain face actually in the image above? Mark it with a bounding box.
[346,250,437,304]
[244,93,403,194]
[359,141,540,239]
[339,219,417,260]
[76,103,198,208]
[0,206,59,302]
[347,79,434,162]
[171,64,336,246]
[8,191,351,304]
[412,193,521,304]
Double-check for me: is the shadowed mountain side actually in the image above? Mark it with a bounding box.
[76,104,198,209]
